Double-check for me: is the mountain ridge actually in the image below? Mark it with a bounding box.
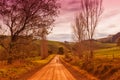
[97,32,120,43]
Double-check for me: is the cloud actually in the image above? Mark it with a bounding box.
[103,10,120,19]
[68,0,80,5]
[55,13,74,24]
[94,32,110,39]
[63,7,80,12]
[108,24,117,28]
[48,34,72,42]
[61,0,80,12]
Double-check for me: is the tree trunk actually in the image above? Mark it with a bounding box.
[7,56,12,64]
[7,50,13,64]
[41,38,48,59]
[89,40,94,61]
[7,41,14,64]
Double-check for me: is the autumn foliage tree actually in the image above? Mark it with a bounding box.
[33,13,57,59]
[0,0,59,64]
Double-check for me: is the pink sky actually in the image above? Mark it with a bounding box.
[48,0,120,41]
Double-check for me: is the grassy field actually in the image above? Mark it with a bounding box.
[63,42,120,80]
[93,42,116,49]
[93,47,120,80]
[95,47,120,59]
[34,40,68,54]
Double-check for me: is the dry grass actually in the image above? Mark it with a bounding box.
[61,55,98,80]
[63,46,120,80]
[0,54,55,80]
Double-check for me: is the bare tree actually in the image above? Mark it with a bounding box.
[80,0,103,60]
[72,13,86,59]
[74,0,103,60]
[0,0,59,64]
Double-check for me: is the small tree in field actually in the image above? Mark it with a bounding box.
[0,0,59,64]
[58,47,64,55]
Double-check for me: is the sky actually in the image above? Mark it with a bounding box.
[48,0,120,42]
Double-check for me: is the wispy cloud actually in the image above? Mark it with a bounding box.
[48,34,72,42]
[103,10,120,19]
[68,0,80,5]
[61,0,80,12]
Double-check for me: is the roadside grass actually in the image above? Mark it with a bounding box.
[0,54,55,80]
[60,55,98,80]
[92,47,120,80]
[63,46,120,80]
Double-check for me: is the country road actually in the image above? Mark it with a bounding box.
[28,55,76,80]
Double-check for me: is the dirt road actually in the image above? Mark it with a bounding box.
[28,55,76,80]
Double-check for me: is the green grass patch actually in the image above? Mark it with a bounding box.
[94,47,120,59]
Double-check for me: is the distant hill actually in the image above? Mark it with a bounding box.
[97,32,120,43]
[112,32,120,42]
